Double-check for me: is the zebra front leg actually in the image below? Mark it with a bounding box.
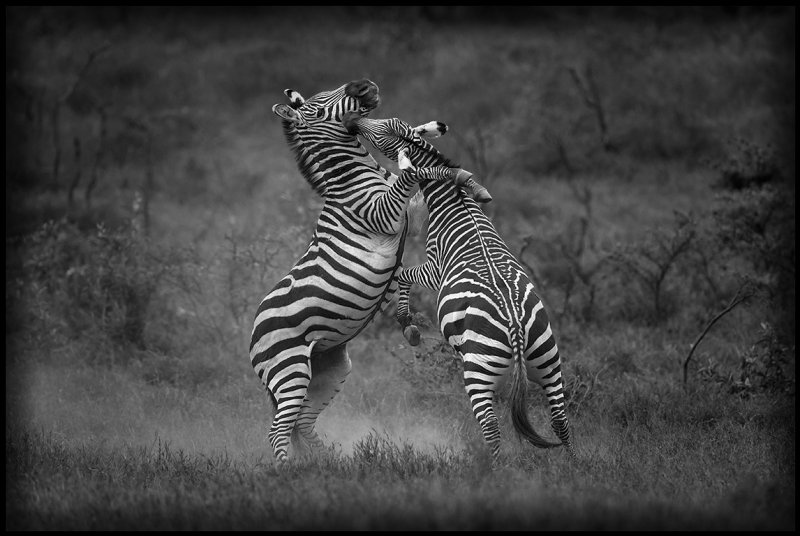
[395,277,420,346]
[454,170,493,204]
[395,260,441,346]
[402,155,492,204]
[293,344,353,456]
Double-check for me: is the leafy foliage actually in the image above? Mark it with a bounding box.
[20,219,160,351]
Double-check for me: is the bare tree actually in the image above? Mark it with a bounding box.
[610,212,697,321]
[567,64,616,153]
[67,136,82,207]
[519,132,608,321]
[683,279,757,386]
[450,126,506,219]
[85,106,108,207]
[50,42,110,188]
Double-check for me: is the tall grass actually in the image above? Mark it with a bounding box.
[7,402,793,531]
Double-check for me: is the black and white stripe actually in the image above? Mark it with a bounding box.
[250,80,466,468]
[353,116,575,465]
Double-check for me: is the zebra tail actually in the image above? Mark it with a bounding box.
[509,337,562,450]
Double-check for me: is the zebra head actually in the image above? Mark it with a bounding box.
[342,114,492,204]
[273,79,380,132]
[271,79,383,196]
[341,114,458,169]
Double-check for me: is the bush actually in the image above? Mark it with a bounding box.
[400,337,464,395]
[731,323,795,397]
[712,139,782,190]
[706,141,795,342]
[21,219,166,353]
[607,212,697,323]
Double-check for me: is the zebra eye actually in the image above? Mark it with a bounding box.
[315,108,325,118]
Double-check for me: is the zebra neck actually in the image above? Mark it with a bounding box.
[282,121,391,197]
[422,181,505,261]
[422,182,490,230]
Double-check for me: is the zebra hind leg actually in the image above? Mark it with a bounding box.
[266,354,313,471]
[526,353,577,460]
[293,344,353,458]
[471,394,502,469]
[460,350,503,468]
[550,407,576,460]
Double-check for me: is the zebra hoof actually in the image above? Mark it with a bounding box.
[403,325,421,346]
[454,169,473,186]
[473,188,493,204]
[273,457,290,473]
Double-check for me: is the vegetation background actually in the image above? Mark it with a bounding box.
[6,6,795,530]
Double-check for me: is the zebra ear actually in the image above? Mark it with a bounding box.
[413,121,448,139]
[284,89,305,109]
[273,103,303,124]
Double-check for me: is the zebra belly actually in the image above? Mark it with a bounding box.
[252,279,390,350]
[250,236,402,379]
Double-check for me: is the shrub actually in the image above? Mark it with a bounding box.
[711,139,782,190]
[706,141,795,342]
[400,337,464,395]
[21,219,166,354]
[607,212,697,323]
[731,323,795,397]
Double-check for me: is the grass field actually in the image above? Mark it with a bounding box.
[6,6,795,530]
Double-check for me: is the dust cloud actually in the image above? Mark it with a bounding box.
[8,359,468,463]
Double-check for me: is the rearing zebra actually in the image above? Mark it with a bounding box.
[250,79,471,468]
[347,113,576,466]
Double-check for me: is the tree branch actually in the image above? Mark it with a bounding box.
[568,64,615,152]
[682,282,755,386]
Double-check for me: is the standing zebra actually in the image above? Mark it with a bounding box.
[347,113,575,465]
[251,79,472,468]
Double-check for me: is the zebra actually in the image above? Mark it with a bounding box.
[342,113,493,205]
[251,79,477,468]
[346,113,575,466]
